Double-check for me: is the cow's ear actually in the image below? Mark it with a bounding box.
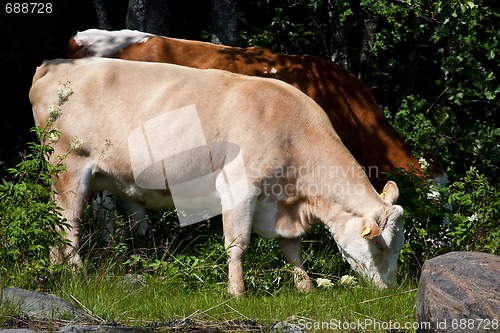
[361,222,382,239]
[381,181,399,204]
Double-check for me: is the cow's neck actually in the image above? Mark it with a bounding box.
[294,137,384,225]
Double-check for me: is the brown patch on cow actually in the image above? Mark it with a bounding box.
[65,33,435,192]
[65,38,88,59]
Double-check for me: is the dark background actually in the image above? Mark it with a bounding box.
[1,0,498,184]
[0,0,214,170]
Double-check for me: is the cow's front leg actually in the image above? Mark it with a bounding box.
[222,199,255,296]
[224,233,249,296]
[277,237,314,292]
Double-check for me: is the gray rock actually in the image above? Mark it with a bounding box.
[0,330,38,333]
[416,251,500,333]
[58,324,226,333]
[1,287,90,321]
[118,274,146,286]
[58,325,152,333]
[271,322,308,333]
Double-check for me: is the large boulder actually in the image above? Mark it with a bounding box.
[1,287,90,321]
[416,251,500,333]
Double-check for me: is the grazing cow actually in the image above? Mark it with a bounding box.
[30,57,405,295]
[66,29,446,243]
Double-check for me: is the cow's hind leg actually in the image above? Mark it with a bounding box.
[120,198,149,243]
[51,159,94,267]
[91,190,117,246]
[277,237,315,292]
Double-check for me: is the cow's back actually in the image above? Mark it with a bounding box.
[30,57,339,181]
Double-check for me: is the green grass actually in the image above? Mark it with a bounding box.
[1,212,420,332]
[52,269,417,332]
[33,227,419,333]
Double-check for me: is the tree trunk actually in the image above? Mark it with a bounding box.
[402,15,421,97]
[358,14,378,81]
[328,0,348,69]
[145,0,170,36]
[93,0,111,30]
[126,0,170,36]
[126,0,146,31]
[211,0,237,46]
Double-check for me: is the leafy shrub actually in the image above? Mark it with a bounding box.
[0,82,74,285]
[448,167,499,253]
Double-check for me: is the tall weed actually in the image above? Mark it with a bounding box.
[0,81,74,285]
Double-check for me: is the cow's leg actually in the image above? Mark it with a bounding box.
[91,190,117,245]
[222,197,256,296]
[51,160,94,267]
[91,192,149,246]
[119,198,149,241]
[277,237,315,292]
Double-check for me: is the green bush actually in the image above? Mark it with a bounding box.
[448,167,499,253]
[0,82,74,286]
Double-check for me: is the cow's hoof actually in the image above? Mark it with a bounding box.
[296,279,315,292]
[228,285,245,297]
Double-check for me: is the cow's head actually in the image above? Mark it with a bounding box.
[328,181,405,288]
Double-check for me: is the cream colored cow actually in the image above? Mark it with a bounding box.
[29,57,404,295]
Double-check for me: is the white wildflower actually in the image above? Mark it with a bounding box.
[47,103,63,122]
[47,81,73,122]
[467,213,478,222]
[418,157,429,171]
[48,130,61,143]
[70,136,84,150]
[316,278,333,288]
[56,80,74,104]
[339,275,357,286]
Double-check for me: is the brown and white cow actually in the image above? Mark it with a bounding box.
[66,29,446,190]
[30,57,405,295]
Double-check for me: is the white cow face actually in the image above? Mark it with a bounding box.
[332,205,405,288]
[327,181,405,288]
